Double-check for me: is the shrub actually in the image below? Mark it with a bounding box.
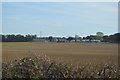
[2,55,119,79]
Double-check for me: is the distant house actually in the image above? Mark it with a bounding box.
[90,40,101,42]
[32,38,46,42]
[74,40,81,42]
[82,39,90,42]
[57,38,68,42]
[50,38,58,42]
[71,40,75,42]
[81,39,101,43]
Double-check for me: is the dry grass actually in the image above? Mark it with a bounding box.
[2,42,118,66]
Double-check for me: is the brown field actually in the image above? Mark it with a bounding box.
[2,42,118,65]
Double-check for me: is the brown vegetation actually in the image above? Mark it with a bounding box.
[2,42,118,65]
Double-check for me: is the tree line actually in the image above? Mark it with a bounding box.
[1,33,120,43]
[2,34,37,42]
[102,33,120,43]
[84,33,120,43]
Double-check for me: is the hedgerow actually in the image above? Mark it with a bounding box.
[2,55,119,79]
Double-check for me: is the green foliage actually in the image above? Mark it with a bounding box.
[67,37,74,42]
[48,36,53,42]
[103,33,120,43]
[2,34,37,42]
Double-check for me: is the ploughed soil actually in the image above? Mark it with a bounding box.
[2,42,118,65]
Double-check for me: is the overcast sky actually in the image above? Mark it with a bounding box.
[1,2,118,37]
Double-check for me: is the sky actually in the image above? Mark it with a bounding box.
[1,2,118,37]
[1,0,119,2]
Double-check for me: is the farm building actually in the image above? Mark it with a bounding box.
[81,39,101,43]
[82,39,90,42]
[90,40,101,42]
[32,38,47,42]
[57,38,68,42]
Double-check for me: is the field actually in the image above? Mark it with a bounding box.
[2,42,118,65]
[2,42,119,78]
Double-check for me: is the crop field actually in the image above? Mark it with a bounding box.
[2,42,119,78]
[2,42,118,65]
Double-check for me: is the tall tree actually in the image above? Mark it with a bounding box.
[48,36,53,42]
[67,37,74,42]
